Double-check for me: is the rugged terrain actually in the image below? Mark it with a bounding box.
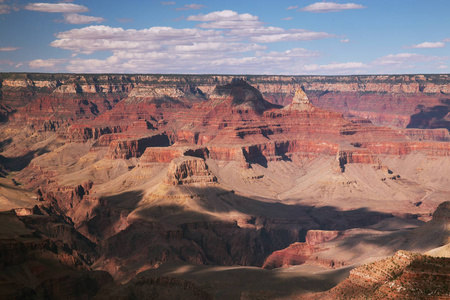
[0,73,449,299]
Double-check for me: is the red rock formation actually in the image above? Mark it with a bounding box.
[402,128,449,141]
[262,230,342,270]
[335,147,380,172]
[361,141,450,156]
[106,133,171,159]
[67,124,127,141]
[206,79,278,114]
[262,242,317,269]
[305,230,340,246]
[140,144,208,163]
[39,180,93,213]
[163,156,217,185]
[283,87,314,111]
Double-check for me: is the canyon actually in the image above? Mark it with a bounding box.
[0,73,449,299]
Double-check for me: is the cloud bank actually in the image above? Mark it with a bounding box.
[301,2,365,13]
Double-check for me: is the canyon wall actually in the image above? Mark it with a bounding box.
[1,73,449,130]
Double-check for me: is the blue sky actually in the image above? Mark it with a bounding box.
[0,0,449,75]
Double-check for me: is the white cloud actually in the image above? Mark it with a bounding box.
[43,11,340,74]
[50,25,222,54]
[226,26,336,43]
[250,29,336,43]
[411,41,445,48]
[437,65,448,69]
[443,38,450,43]
[176,4,205,11]
[25,2,89,13]
[187,10,263,29]
[187,10,258,22]
[196,20,263,29]
[54,25,219,42]
[51,38,162,54]
[340,39,350,43]
[0,47,19,51]
[63,13,105,24]
[173,42,266,53]
[29,58,67,69]
[287,6,298,10]
[301,2,366,13]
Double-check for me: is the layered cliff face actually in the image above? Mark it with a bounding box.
[1,74,449,299]
[2,73,450,130]
[163,156,217,185]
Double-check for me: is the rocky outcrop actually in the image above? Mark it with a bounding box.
[432,201,450,221]
[309,251,450,299]
[305,230,340,246]
[335,147,380,172]
[140,144,208,163]
[284,87,314,111]
[207,79,278,113]
[67,124,127,141]
[262,230,342,270]
[402,128,449,141]
[163,156,217,185]
[126,85,205,105]
[106,133,172,159]
[262,243,317,269]
[39,180,93,213]
[361,141,450,156]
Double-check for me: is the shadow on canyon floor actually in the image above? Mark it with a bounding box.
[1,183,432,299]
[86,184,397,281]
[100,190,145,211]
[407,100,450,130]
[0,138,12,150]
[96,185,394,236]
[0,147,49,172]
[133,262,353,299]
